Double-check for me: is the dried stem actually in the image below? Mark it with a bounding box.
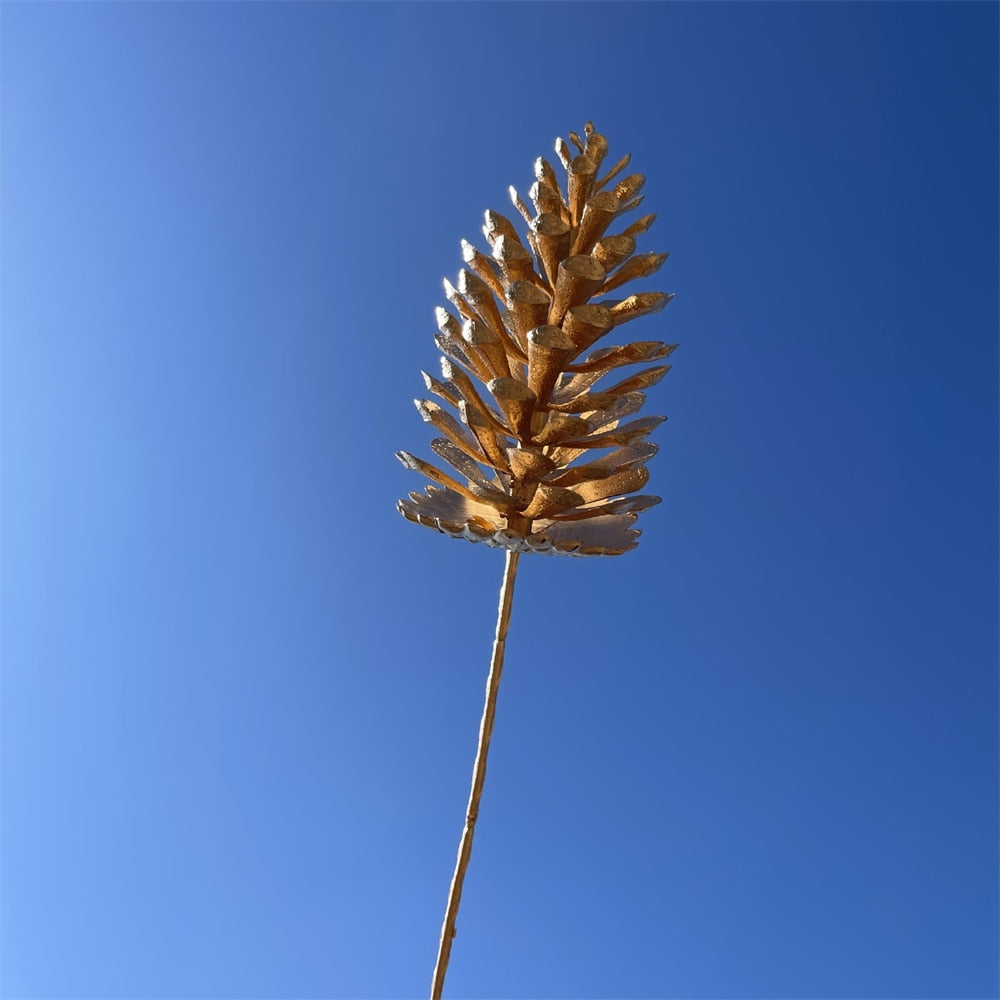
[430,547,521,999]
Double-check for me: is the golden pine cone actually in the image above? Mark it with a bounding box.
[397,123,676,556]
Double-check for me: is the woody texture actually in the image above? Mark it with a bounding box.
[397,122,677,998]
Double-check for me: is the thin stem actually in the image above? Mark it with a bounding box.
[430,547,521,1000]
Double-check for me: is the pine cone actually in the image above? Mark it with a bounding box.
[397,123,676,557]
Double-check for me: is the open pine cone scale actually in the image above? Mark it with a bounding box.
[397,123,677,556]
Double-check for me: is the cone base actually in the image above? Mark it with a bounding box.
[398,487,656,557]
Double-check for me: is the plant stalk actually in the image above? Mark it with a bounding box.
[430,547,521,1000]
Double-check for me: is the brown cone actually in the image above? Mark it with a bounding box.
[398,122,677,556]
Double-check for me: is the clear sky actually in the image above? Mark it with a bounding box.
[2,2,997,998]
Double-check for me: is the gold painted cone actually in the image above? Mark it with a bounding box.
[397,124,678,1000]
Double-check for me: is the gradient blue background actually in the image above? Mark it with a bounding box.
[3,3,997,998]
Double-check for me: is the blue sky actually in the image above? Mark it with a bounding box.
[2,2,997,998]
